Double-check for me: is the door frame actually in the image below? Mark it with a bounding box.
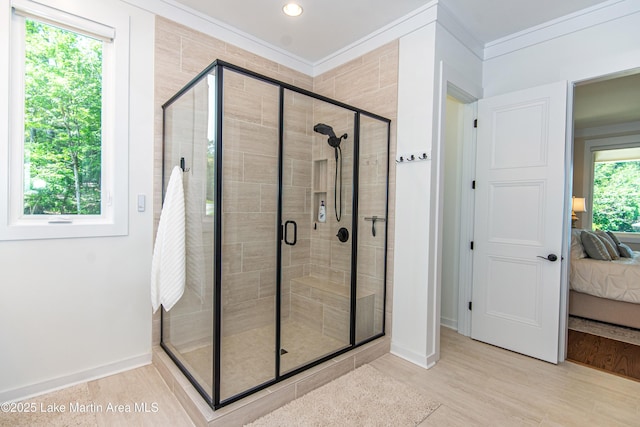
[432,61,480,359]
[435,68,575,364]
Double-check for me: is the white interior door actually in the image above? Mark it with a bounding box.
[471,81,567,364]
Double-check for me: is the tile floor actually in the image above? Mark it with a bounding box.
[172,320,347,400]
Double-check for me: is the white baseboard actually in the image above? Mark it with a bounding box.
[440,316,458,331]
[390,342,437,369]
[0,353,152,403]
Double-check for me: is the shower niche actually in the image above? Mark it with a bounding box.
[161,60,390,409]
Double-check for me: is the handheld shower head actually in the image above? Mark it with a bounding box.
[313,122,348,223]
[313,123,347,148]
[313,123,336,138]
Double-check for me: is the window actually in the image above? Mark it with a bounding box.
[23,19,103,216]
[1,1,129,240]
[591,146,640,234]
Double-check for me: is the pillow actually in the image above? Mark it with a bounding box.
[595,230,620,259]
[606,231,622,245]
[580,231,612,261]
[618,243,634,258]
[570,229,587,259]
[606,231,634,258]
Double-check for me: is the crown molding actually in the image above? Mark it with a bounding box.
[122,0,314,75]
[312,1,439,76]
[123,0,640,79]
[434,2,484,61]
[484,0,640,60]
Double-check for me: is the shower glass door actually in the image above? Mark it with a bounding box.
[218,68,279,401]
[279,89,355,374]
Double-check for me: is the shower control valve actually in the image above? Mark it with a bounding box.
[336,227,349,243]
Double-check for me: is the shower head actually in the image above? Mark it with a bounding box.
[313,123,336,138]
[313,123,347,148]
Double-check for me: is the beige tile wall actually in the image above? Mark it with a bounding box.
[313,42,399,336]
[154,16,398,346]
[153,16,313,347]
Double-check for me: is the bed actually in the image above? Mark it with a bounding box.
[569,229,640,330]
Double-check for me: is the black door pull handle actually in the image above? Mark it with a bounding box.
[284,220,297,246]
[537,254,558,262]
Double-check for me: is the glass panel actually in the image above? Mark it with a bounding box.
[592,147,640,233]
[356,115,389,342]
[162,70,216,401]
[23,18,103,215]
[280,90,353,374]
[219,69,279,400]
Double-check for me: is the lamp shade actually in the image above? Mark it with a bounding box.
[572,197,586,213]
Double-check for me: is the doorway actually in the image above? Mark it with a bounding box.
[566,69,640,378]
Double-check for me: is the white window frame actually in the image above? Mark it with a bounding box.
[583,134,640,244]
[0,0,129,240]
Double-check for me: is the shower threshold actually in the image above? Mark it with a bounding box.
[153,335,390,426]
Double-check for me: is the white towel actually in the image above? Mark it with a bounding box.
[151,166,186,313]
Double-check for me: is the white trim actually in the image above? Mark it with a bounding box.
[456,101,477,337]
[582,135,640,231]
[123,0,639,80]
[575,120,640,139]
[560,83,576,364]
[484,0,640,60]
[390,343,436,369]
[435,3,484,61]
[1,2,130,240]
[314,1,439,76]
[12,0,115,41]
[440,316,458,331]
[0,353,151,403]
[436,62,479,343]
[122,0,313,76]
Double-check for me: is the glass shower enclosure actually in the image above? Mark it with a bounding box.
[161,61,390,408]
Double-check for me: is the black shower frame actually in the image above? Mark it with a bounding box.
[160,59,391,410]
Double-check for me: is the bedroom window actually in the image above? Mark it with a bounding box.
[1,1,129,240]
[591,147,640,234]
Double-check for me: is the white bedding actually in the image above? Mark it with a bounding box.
[570,251,640,304]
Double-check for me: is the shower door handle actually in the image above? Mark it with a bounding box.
[284,220,297,246]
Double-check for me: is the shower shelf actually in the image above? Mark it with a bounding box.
[313,159,328,219]
[290,275,375,342]
[313,159,327,192]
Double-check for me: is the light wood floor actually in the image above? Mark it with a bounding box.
[4,327,640,426]
[372,327,640,426]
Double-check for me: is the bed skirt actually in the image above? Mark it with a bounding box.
[569,290,640,330]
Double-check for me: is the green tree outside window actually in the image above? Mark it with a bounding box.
[23,19,102,215]
[592,160,640,232]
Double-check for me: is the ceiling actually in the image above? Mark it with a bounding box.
[168,0,638,130]
[170,0,611,63]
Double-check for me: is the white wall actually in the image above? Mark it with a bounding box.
[0,0,155,402]
[392,23,438,368]
[483,10,640,97]
[392,16,482,367]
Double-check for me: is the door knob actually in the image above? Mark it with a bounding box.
[537,254,558,262]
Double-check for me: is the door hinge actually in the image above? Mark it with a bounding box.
[468,301,473,311]
[470,241,474,250]
[473,119,478,128]
[472,180,476,189]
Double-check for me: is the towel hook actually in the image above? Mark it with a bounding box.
[180,157,190,172]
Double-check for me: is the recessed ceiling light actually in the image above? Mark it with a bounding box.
[283,3,303,17]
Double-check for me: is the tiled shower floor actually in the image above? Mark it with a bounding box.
[169,320,347,400]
